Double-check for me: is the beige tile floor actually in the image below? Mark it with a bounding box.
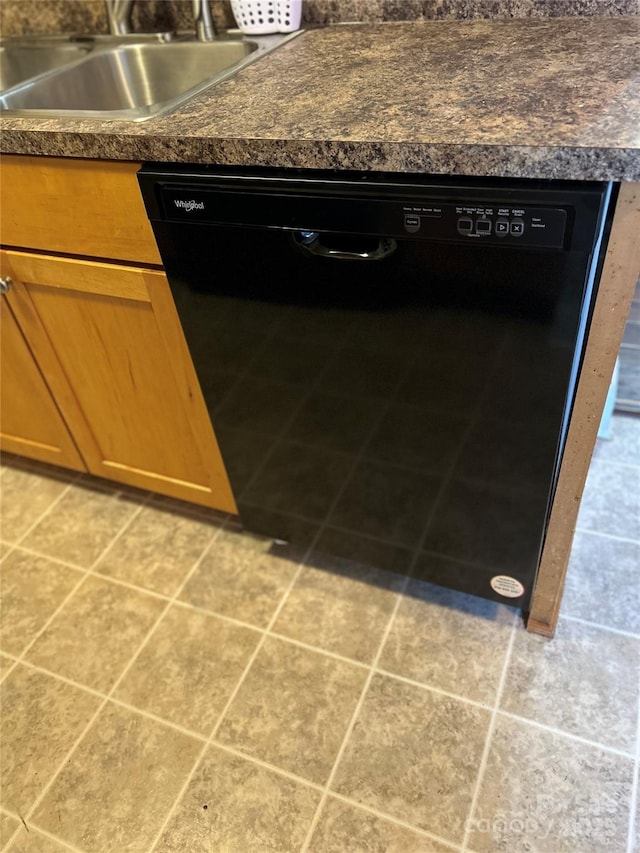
[0,412,639,853]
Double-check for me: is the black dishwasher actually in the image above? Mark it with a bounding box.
[138,166,614,608]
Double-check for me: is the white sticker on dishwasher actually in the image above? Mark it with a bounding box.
[490,575,525,598]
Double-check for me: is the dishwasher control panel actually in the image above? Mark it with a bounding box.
[401,202,567,248]
[157,183,570,251]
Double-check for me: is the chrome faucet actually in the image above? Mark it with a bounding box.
[105,0,134,35]
[193,0,217,41]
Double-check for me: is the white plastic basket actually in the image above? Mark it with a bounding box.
[230,0,302,34]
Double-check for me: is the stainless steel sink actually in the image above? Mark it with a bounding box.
[0,41,91,91]
[0,32,297,121]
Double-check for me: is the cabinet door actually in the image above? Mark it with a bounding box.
[0,284,85,471]
[2,249,237,513]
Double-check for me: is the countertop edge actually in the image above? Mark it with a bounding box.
[1,132,638,182]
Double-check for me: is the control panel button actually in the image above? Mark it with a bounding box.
[457,217,473,235]
[510,220,525,236]
[404,214,420,233]
[476,219,491,235]
[495,220,509,236]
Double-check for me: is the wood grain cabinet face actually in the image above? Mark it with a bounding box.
[0,155,162,265]
[0,155,237,512]
[1,249,237,512]
[0,280,85,471]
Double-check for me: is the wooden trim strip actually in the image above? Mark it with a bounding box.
[528,182,640,637]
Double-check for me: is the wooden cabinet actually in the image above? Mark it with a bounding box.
[0,276,85,471]
[1,155,162,265]
[0,156,236,513]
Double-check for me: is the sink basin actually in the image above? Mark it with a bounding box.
[0,42,91,91]
[0,33,296,121]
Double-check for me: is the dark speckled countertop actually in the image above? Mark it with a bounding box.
[1,17,639,180]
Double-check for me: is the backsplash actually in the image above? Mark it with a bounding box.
[0,0,637,37]
[305,0,640,23]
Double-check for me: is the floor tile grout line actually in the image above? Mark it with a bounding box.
[6,565,635,778]
[145,625,305,851]
[265,629,371,671]
[373,667,494,712]
[3,737,463,853]
[208,548,313,734]
[11,626,635,789]
[326,790,465,852]
[2,817,88,853]
[560,612,640,639]
[19,516,230,841]
[166,596,268,635]
[2,543,97,576]
[146,542,314,853]
[12,475,152,576]
[3,653,212,745]
[11,476,78,548]
[461,615,518,851]
[11,572,91,668]
[6,531,531,704]
[0,655,19,688]
[86,491,154,573]
[625,668,640,853]
[209,548,311,741]
[5,458,637,849]
[145,739,211,853]
[294,331,515,851]
[495,708,637,759]
[11,557,377,676]
[0,543,16,563]
[20,692,106,843]
[20,611,166,834]
[0,822,21,853]
[34,825,89,853]
[1,655,108,703]
[574,527,640,545]
[7,498,151,693]
[299,574,412,853]
[7,537,228,610]
[297,336,513,851]
[78,567,180,604]
[11,545,530,706]
[207,741,326,795]
[105,512,232,693]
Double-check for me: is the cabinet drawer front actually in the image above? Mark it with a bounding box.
[0,155,161,266]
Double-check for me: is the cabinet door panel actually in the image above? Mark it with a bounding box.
[4,250,236,512]
[0,294,85,470]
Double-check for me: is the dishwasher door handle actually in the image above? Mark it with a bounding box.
[292,231,398,261]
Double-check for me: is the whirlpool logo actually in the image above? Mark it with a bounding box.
[174,199,205,212]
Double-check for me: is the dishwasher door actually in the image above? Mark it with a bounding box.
[138,167,612,607]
